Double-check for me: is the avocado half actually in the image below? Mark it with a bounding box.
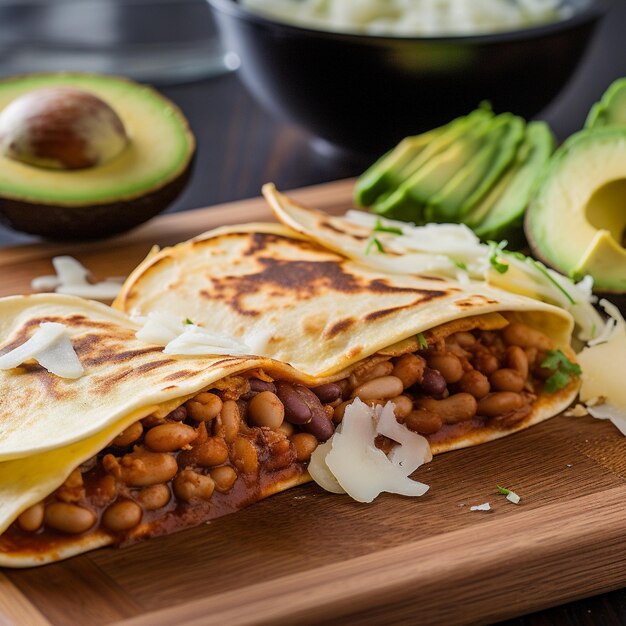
[525,128,626,294]
[0,74,195,240]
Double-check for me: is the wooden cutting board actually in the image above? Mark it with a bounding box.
[0,179,625,626]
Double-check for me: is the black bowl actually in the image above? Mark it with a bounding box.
[208,0,609,155]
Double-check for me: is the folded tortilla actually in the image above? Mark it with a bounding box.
[1,191,580,567]
[115,189,579,447]
[0,294,320,567]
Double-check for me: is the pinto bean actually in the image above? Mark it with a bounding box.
[490,368,525,393]
[391,353,425,389]
[404,409,443,434]
[187,398,221,422]
[118,448,178,487]
[173,470,215,502]
[457,370,490,399]
[231,437,259,474]
[473,349,500,376]
[179,436,229,467]
[427,353,464,384]
[44,503,96,534]
[215,400,241,443]
[210,466,238,493]
[389,395,413,419]
[506,345,529,379]
[477,392,524,417]
[112,421,143,448]
[503,323,552,350]
[416,393,477,424]
[135,484,171,511]
[451,332,476,348]
[349,360,394,389]
[17,503,44,532]
[332,400,350,424]
[278,421,295,437]
[144,423,197,453]
[419,367,447,396]
[353,376,404,401]
[248,391,284,429]
[310,383,342,403]
[290,433,319,462]
[102,500,142,532]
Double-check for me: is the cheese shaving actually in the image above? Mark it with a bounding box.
[577,299,626,435]
[0,322,84,379]
[308,398,430,503]
[31,256,124,301]
[135,311,252,357]
[470,502,491,511]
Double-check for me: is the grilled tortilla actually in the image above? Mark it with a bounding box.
[115,196,579,451]
[0,294,330,567]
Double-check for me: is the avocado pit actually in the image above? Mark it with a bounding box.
[0,87,128,170]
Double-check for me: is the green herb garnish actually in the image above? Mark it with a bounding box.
[417,333,428,349]
[488,240,509,274]
[184,318,194,325]
[541,349,582,393]
[373,218,403,236]
[365,236,385,255]
[454,260,468,270]
[496,486,511,495]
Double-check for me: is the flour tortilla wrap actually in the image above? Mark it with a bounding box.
[0,294,321,567]
[115,196,580,454]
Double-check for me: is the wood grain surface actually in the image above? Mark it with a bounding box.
[0,179,625,626]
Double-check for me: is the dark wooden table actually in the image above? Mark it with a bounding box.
[1,2,626,624]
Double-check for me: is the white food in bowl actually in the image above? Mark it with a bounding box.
[239,0,578,36]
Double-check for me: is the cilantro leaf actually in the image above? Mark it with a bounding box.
[488,240,509,274]
[496,485,511,495]
[454,260,467,270]
[417,333,428,349]
[365,236,385,255]
[184,318,194,325]
[373,218,403,236]
[541,349,582,392]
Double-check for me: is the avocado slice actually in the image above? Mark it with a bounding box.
[470,121,554,242]
[525,128,626,293]
[585,78,626,129]
[0,73,195,239]
[425,113,525,222]
[355,108,492,211]
[371,110,494,223]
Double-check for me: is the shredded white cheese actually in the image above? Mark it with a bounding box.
[340,213,602,343]
[135,311,252,357]
[470,502,491,511]
[308,398,430,503]
[0,322,84,379]
[31,256,125,301]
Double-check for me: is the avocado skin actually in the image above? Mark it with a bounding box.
[0,159,193,240]
[524,128,626,294]
[585,77,626,129]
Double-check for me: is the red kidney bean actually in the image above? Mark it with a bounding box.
[419,367,447,396]
[310,383,342,403]
[249,378,277,394]
[276,382,312,424]
[167,405,187,422]
[302,410,335,442]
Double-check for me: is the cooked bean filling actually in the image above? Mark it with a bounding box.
[2,322,568,549]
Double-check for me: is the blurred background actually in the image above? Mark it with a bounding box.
[0,0,624,246]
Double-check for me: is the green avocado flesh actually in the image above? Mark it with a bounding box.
[354,107,549,242]
[470,122,554,242]
[525,128,626,293]
[0,74,194,206]
[585,78,626,130]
